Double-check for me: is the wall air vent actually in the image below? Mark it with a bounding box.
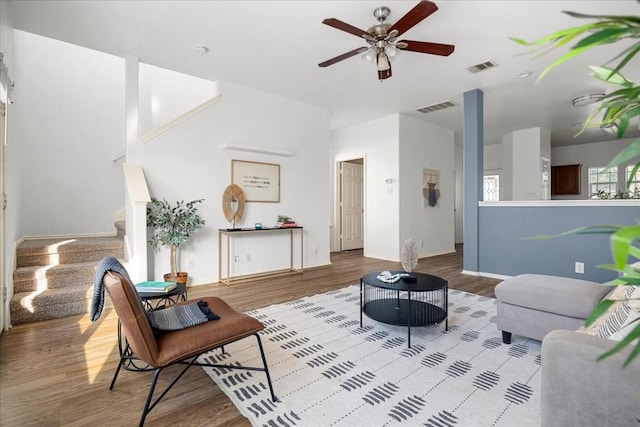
[466,60,498,74]
[416,100,457,114]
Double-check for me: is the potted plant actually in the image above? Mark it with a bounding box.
[146,197,205,284]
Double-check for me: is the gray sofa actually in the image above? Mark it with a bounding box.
[495,274,640,426]
[542,330,640,427]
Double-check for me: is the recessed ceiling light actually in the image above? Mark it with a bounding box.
[572,93,605,107]
[195,45,209,55]
[515,71,532,79]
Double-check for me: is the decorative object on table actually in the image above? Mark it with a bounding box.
[231,159,280,202]
[147,197,205,284]
[254,222,263,229]
[222,184,246,230]
[276,215,297,228]
[135,280,177,293]
[401,237,419,273]
[376,270,409,283]
[423,168,440,207]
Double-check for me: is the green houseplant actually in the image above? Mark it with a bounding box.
[147,198,205,284]
[514,5,640,365]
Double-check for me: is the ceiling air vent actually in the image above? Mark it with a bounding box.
[466,60,498,74]
[416,100,457,114]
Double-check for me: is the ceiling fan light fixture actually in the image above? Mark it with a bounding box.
[384,44,397,58]
[377,51,391,71]
[362,47,377,62]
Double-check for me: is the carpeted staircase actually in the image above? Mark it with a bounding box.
[10,234,125,325]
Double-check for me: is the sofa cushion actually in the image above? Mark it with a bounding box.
[495,274,611,319]
[581,284,640,340]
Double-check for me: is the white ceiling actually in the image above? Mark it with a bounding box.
[7,0,640,146]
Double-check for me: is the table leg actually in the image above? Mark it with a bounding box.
[407,291,412,348]
[359,279,363,327]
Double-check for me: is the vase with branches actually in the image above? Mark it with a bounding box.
[147,198,205,283]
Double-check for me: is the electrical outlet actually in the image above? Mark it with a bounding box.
[187,259,195,270]
[234,255,239,263]
[575,262,584,274]
[420,240,424,248]
[246,253,252,262]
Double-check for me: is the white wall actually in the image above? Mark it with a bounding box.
[333,114,400,261]
[1,0,17,331]
[127,77,332,284]
[399,115,455,258]
[333,114,455,261]
[138,62,218,136]
[10,31,125,236]
[506,127,549,200]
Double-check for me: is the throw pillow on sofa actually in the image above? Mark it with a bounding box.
[579,285,640,340]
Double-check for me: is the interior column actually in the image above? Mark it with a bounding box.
[463,89,483,272]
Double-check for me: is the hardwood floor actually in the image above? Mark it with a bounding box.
[0,245,500,426]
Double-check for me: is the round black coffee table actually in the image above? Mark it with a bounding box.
[360,271,448,347]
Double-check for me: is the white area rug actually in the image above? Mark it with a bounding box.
[200,285,541,426]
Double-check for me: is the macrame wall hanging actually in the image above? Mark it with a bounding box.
[423,168,441,208]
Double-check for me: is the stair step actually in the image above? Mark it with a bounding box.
[10,285,113,325]
[17,236,124,267]
[13,261,98,293]
[11,235,125,324]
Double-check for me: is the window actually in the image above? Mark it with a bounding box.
[483,174,500,202]
[588,167,618,197]
[626,165,640,192]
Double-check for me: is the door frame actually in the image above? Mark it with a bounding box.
[334,155,366,253]
[0,101,6,333]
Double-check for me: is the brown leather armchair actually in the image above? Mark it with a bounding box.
[102,270,277,426]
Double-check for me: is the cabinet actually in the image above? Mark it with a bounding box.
[551,164,582,195]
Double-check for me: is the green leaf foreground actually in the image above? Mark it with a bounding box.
[515,5,640,364]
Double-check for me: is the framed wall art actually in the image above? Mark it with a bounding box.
[231,159,280,202]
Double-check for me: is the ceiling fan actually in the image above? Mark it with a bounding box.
[318,0,454,80]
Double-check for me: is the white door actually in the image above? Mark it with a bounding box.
[340,161,364,251]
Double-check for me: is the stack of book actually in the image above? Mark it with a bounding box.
[135,280,177,293]
[276,220,298,228]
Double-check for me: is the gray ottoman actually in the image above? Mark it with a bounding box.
[495,274,611,343]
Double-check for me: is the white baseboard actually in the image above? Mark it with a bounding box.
[461,270,512,281]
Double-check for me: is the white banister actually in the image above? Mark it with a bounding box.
[138,94,222,144]
[123,164,151,283]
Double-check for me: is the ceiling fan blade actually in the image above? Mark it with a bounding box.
[398,40,455,56]
[388,1,438,37]
[319,47,368,67]
[322,18,372,39]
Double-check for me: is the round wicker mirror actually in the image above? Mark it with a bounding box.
[222,184,246,228]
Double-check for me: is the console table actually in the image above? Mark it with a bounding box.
[218,227,303,285]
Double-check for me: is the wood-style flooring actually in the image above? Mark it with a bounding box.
[0,245,500,426]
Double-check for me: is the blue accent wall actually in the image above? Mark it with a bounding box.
[479,204,640,282]
[463,89,483,272]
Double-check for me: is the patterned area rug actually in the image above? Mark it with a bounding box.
[200,285,542,426]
